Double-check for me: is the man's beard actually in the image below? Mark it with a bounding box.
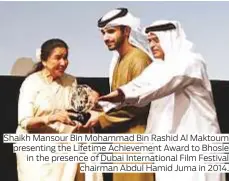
[107,35,125,51]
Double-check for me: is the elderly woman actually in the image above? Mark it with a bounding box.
[16,38,102,181]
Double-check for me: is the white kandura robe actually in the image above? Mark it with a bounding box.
[119,53,225,181]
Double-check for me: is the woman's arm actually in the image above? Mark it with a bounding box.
[18,78,76,131]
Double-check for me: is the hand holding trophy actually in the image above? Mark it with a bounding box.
[67,84,98,125]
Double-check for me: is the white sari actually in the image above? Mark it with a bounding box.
[16,71,103,181]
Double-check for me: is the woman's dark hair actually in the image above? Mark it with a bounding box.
[27,38,68,76]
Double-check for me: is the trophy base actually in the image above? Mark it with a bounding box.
[67,109,91,125]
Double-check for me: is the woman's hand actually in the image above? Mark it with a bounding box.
[45,110,76,126]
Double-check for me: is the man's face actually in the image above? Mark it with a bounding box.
[147,33,165,60]
[100,26,125,51]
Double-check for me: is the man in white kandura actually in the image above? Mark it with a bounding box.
[93,20,225,181]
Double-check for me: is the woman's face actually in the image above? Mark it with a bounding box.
[43,47,68,79]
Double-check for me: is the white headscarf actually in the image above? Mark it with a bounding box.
[145,20,211,91]
[145,20,205,64]
[99,8,154,89]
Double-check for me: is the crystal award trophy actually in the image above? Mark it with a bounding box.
[67,84,94,125]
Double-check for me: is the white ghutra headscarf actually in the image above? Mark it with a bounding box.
[145,20,205,63]
[145,20,211,91]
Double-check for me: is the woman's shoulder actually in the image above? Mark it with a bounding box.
[22,72,42,85]
[20,72,42,91]
[26,71,41,80]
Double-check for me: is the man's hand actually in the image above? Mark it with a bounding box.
[89,89,100,105]
[98,89,124,103]
[83,110,100,128]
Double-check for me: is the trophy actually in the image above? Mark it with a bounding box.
[67,84,95,125]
